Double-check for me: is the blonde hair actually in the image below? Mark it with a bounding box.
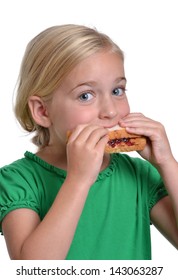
[14,24,124,148]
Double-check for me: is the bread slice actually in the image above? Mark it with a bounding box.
[66,125,146,153]
[105,125,146,153]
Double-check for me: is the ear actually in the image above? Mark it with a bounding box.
[28,96,51,128]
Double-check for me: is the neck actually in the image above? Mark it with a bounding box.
[36,144,111,172]
[36,144,68,170]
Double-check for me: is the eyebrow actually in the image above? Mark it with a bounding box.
[72,77,127,91]
[114,77,127,83]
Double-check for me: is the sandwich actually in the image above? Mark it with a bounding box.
[67,125,146,154]
[105,125,146,153]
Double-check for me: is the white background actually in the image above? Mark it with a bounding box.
[0,0,177,265]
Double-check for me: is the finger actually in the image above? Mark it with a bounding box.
[122,119,159,128]
[86,127,109,149]
[68,125,108,146]
[121,112,145,121]
[67,124,96,142]
[120,116,161,130]
[125,124,164,141]
[96,134,109,151]
[121,116,151,124]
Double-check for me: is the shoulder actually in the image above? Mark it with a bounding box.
[0,153,36,183]
[0,151,39,172]
[0,152,43,204]
[1,157,28,177]
[111,153,164,188]
[0,151,64,179]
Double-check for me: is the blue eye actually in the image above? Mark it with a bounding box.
[112,87,125,96]
[79,92,93,102]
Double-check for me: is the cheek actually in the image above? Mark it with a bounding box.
[65,109,95,129]
[119,99,130,118]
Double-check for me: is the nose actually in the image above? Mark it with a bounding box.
[99,95,118,119]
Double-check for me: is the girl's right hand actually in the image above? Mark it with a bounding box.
[66,124,109,187]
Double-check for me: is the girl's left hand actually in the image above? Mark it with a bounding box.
[120,113,173,168]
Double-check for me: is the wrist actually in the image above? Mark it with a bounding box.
[156,156,178,176]
[64,174,92,193]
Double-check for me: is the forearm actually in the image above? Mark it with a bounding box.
[20,177,90,259]
[157,157,178,225]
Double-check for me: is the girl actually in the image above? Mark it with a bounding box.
[0,24,178,259]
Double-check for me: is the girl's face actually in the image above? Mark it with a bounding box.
[47,50,130,146]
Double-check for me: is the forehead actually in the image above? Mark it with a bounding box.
[66,51,125,82]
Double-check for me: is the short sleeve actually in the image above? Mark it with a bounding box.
[124,154,168,212]
[146,162,168,211]
[0,166,40,233]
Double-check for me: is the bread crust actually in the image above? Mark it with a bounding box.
[108,128,140,140]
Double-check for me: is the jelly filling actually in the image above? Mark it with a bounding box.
[108,138,134,148]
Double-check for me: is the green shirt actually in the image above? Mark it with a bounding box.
[0,151,167,260]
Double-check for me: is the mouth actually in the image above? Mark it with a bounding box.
[105,124,122,130]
